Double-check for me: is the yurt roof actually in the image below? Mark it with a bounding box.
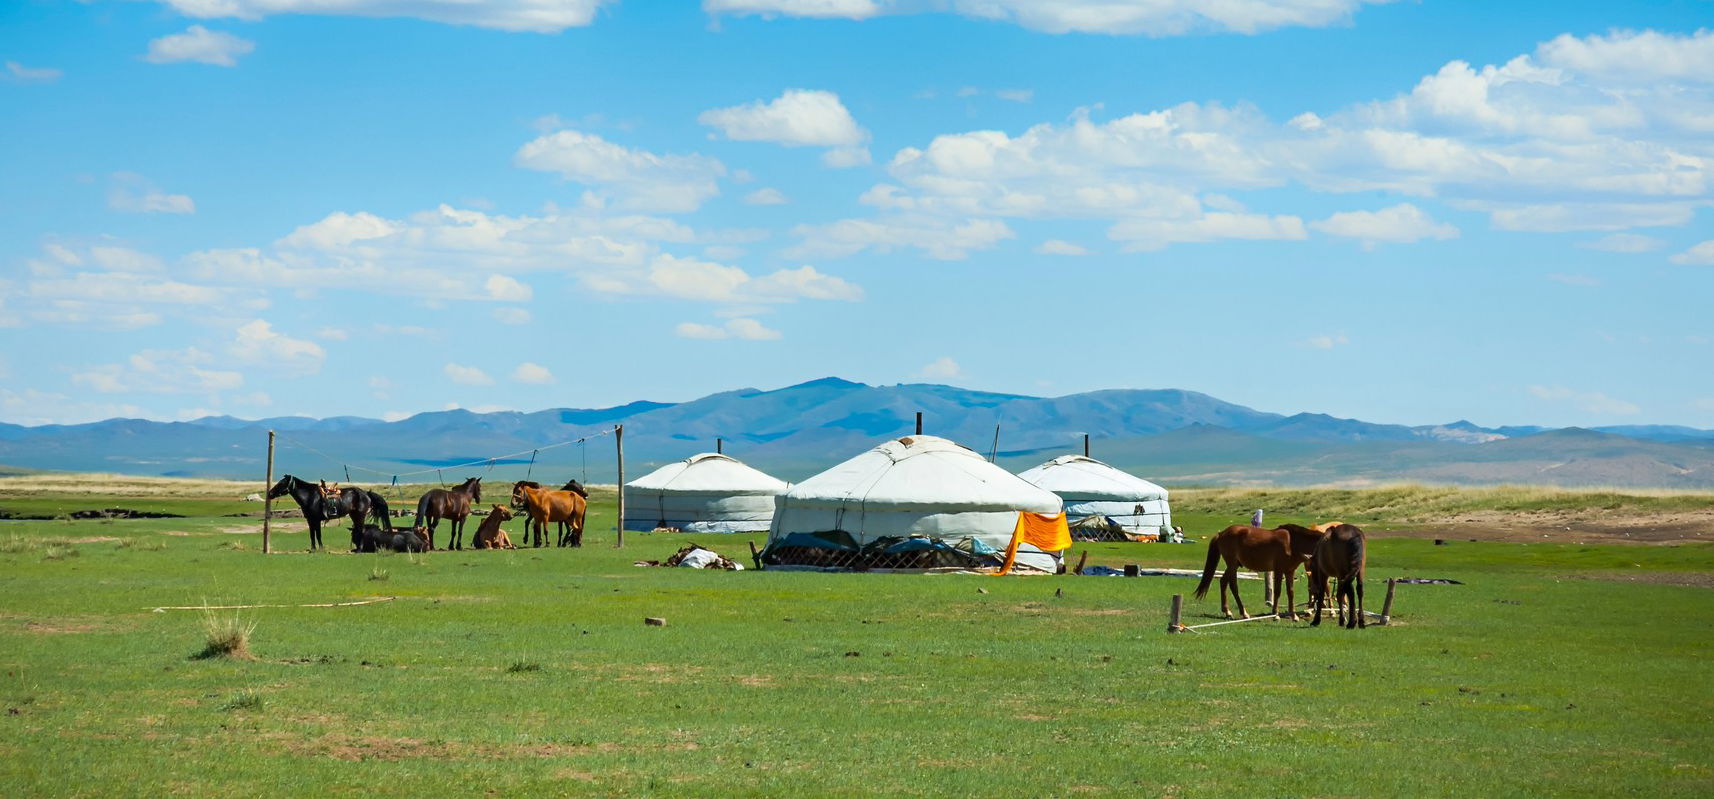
[781,435,1061,513]
[1016,455,1167,501]
[626,452,788,494]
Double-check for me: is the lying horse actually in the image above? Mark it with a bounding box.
[471,505,516,550]
[354,524,427,553]
[266,474,392,552]
[1193,524,1294,619]
[511,481,587,548]
[413,477,480,550]
[1309,523,1368,629]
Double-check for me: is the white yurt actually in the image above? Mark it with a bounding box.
[1017,454,1172,541]
[763,435,1069,573]
[622,452,789,532]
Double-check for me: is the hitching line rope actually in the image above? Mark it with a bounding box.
[275,426,617,484]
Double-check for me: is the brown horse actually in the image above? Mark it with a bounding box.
[471,505,516,550]
[1309,523,1368,629]
[1272,524,1328,619]
[1310,520,1347,533]
[1194,525,1296,619]
[511,481,587,548]
[412,477,481,550]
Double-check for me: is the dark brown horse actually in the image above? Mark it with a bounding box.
[266,474,392,552]
[1309,523,1368,629]
[1273,523,1328,619]
[1193,524,1295,619]
[511,481,587,548]
[413,477,481,550]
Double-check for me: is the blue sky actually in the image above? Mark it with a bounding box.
[2,0,1711,430]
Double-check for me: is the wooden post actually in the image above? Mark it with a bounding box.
[614,425,625,549]
[1167,594,1183,633]
[915,412,922,435]
[988,423,1000,462]
[262,430,274,554]
[1083,434,1089,457]
[716,437,723,455]
[1380,578,1396,624]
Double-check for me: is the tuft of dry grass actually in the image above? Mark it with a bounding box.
[368,566,390,582]
[220,689,264,712]
[194,610,256,661]
[116,538,168,551]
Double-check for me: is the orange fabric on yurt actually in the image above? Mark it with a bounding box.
[995,511,1071,575]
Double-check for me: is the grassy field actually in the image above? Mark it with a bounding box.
[2,479,1712,796]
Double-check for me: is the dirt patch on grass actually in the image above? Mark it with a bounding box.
[6,614,136,635]
[1559,571,1714,588]
[1381,507,1714,545]
[65,536,121,544]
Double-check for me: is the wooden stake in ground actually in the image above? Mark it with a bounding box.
[1380,578,1397,624]
[614,424,625,549]
[263,429,274,555]
[1167,594,1184,633]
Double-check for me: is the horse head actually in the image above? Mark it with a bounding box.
[490,504,514,521]
[267,475,300,500]
[468,477,482,503]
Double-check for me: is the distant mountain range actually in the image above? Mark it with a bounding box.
[4,377,1714,489]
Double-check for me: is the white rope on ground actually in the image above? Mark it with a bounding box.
[148,596,397,612]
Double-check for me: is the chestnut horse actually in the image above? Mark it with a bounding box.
[1309,523,1368,629]
[1272,523,1328,619]
[472,505,516,550]
[509,480,586,546]
[511,481,587,548]
[1193,524,1295,619]
[413,477,481,550]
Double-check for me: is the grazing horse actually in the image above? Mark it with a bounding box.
[511,481,587,548]
[472,505,516,550]
[266,474,393,552]
[413,477,481,550]
[1193,524,1295,619]
[1309,523,1368,629]
[354,524,427,553]
[1272,524,1328,619]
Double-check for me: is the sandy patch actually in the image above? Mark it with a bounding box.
[1386,508,1714,545]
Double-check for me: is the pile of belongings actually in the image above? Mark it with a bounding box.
[634,544,745,571]
[760,530,1000,571]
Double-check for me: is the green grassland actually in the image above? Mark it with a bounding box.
[1,480,1711,797]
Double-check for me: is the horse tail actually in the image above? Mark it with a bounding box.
[413,494,432,530]
[1193,534,1222,600]
[1348,528,1366,577]
[369,492,392,531]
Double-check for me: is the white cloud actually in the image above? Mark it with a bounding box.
[917,356,962,380]
[444,363,494,385]
[995,89,1033,103]
[230,319,325,376]
[1528,385,1640,415]
[1306,334,1349,350]
[674,317,782,341]
[843,30,1714,249]
[19,242,259,329]
[278,211,397,248]
[484,274,533,302]
[144,26,254,67]
[744,188,789,205]
[108,172,195,215]
[1111,212,1306,251]
[0,389,146,426]
[1535,29,1714,83]
[1311,203,1459,246]
[492,307,532,325]
[699,89,870,168]
[4,61,61,84]
[514,130,725,212]
[1034,239,1090,256]
[512,362,555,384]
[1670,240,1714,266]
[1547,273,1600,287]
[154,0,614,33]
[705,0,1383,35]
[787,216,1015,260]
[1578,233,1666,253]
[72,347,244,395]
[87,246,165,272]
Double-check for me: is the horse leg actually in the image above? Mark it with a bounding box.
[1284,567,1297,620]
[1354,575,1366,629]
[308,519,321,551]
[1225,568,1247,618]
[1309,571,1324,627]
